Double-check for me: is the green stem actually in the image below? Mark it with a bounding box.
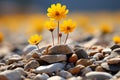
[58,21,59,44]
[36,44,41,53]
[64,33,69,44]
[51,31,54,46]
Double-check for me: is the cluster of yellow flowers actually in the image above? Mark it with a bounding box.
[45,3,76,45]
[28,3,76,49]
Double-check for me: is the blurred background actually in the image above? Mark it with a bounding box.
[0,0,120,47]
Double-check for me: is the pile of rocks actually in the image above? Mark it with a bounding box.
[0,44,120,80]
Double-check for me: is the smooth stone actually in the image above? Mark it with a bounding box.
[68,53,78,63]
[48,45,73,54]
[88,49,98,56]
[102,48,112,54]
[101,62,120,72]
[24,60,39,71]
[81,67,92,76]
[107,58,120,64]
[68,65,85,75]
[6,54,22,64]
[86,71,112,80]
[74,48,88,59]
[95,66,105,72]
[76,59,92,67]
[112,48,120,56]
[65,63,74,70]
[58,70,72,79]
[24,49,41,60]
[103,48,120,61]
[23,45,37,55]
[0,70,21,80]
[14,68,27,76]
[47,76,65,80]
[93,53,104,60]
[40,55,66,63]
[31,49,42,58]
[33,73,49,80]
[88,46,104,56]
[67,77,80,80]
[110,44,120,50]
[34,63,65,74]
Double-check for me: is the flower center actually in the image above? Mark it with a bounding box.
[34,40,37,43]
[67,26,71,30]
[55,11,60,16]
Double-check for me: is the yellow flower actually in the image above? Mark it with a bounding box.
[45,19,57,31]
[0,32,4,43]
[100,23,112,34]
[60,19,76,34]
[47,3,69,20]
[28,34,42,45]
[113,35,120,44]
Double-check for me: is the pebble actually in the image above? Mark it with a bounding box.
[33,63,65,74]
[112,48,120,56]
[24,49,41,60]
[68,65,85,75]
[40,54,66,63]
[24,60,39,71]
[14,67,27,76]
[102,48,112,54]
[107,58,120,64]
[6,54,22,65]
[47,76,65,80]
[95,66,105,72]
[68,53,78,63]
[76,59,92,67]
[81,67,92,76]
[101,62,120,72]
[110,44,120,50]
[48,45,73,55]
[86,71,112,80]
[23,45,37,55]
[93,53,104,60]
[0,70,22,80]
[67,77,81,80]
[58,70,72,79]
[33,73,49,80]
[74,48,88,59]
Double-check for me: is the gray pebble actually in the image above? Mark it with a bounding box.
[0,70,22,80]
[101,62,120,72]
[75,48,88,59]
[33,73,49,80]
[58,70,72,79]
[40,55,66,63]
[47,76,65,80]
[34,63,65,74]
[86,71,112,80]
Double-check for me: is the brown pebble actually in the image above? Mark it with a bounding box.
[68,65,85,75]
[76,59,92,67]
[95,66,105,72]
[107,58,120,64]
[69,53,78,63]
